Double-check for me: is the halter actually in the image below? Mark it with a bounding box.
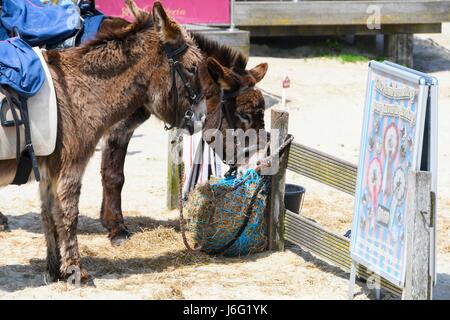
[219,86,254,131]
[217,86,255,175]
[163,43,202,135]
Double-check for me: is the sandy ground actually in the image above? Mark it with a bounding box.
[1,26,450,299]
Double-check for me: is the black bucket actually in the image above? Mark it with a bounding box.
[284,184,306,214]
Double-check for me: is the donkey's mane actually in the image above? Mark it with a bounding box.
[78,14,246,73]
[79,15,154,54]
[191,32,248,73]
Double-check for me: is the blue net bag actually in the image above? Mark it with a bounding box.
[185,169,269,257]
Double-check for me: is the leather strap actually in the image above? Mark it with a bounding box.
[0,86,40,185]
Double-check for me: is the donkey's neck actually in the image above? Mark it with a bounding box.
[48,35,168,135]
[47,27,203,150]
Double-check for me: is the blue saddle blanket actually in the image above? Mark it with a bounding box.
[0,37,45,97]
[1,0,81,47]
[80,10,105,44]
[0,1,105,98]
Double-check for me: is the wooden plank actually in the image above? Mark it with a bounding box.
[290,147,357,175]
[403,171,433,300]
[287,142,358,195]
[235,1,450,26]
[285,210,403,296]
[288,163,356,195]
[288,156,357,190]
[243,24,442,37]
[268,109,290,251]
[166,130,181,210]
[290,142,357,171]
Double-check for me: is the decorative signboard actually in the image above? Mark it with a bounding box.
[350,61,437,287]
[96,0,231,25]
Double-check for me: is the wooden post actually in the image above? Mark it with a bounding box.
[384,34,414,68]
[166,130,181,210]
[403,171,433,300]
[348,261,357,300]
[268,109,290,251]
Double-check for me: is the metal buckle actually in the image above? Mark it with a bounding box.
[184,110,194,119]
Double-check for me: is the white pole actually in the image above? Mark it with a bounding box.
[281,75,290,110]
[281,88,287,109]
[229,0,236,31]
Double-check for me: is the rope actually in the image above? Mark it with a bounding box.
[256,134,295,172]
[178,163,201,253]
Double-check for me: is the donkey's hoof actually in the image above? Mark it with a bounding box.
[109,225,131,246]
[44,269,61,284]
[61,266,92,282]
[110,233,130,246]
[80,268,96,287]
[82,276,96,288]
[0,213,9,232]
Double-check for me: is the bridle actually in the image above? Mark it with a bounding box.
[162,42,254,141]
[163,43,202,135]
[218,86,256,175]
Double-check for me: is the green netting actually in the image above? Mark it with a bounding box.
[185,169,269,257]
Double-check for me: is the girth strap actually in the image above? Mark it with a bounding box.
[0,86,40,185]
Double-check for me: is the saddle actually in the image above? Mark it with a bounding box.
[0,0,105,48]
[0,0,104,185]
[0,38,58,184]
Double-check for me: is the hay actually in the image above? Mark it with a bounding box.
[185,170,269,257]
[80,226,217,275]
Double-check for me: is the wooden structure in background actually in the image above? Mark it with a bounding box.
[187,24,250,56]
[234,0,450,67]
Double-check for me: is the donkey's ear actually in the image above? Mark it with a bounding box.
[152,1,183,45]
[249,63,268,83]
[206,57,240,91]
[124,0,148,23]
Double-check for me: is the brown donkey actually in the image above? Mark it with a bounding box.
[99,4,269,245]
[0,1,265,281]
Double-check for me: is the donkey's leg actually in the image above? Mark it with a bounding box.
[39,172,61,281]
[0,212,8,232]
[51,166,89,281]
[0,160,18,232]
[100,107,150,245]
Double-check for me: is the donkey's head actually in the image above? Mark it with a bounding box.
[115,1,205,130]
[199,57,268,166]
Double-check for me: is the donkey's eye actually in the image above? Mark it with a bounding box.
[237,113,252,123]
[187,66,197,75]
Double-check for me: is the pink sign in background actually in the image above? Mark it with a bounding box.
[96,0,230,25]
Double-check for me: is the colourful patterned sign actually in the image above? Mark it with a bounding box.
[350,61,429,286]
[96,0,231,24]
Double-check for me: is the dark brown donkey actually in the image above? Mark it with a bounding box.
[99,3,269,245]
[0,1,266,281]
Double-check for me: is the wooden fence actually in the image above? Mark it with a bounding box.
[166,108,434,299]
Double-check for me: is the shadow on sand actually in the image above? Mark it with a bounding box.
[0,247,274,293]
[1,211,181,236]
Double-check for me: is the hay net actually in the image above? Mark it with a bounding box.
[185,169,269,257]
